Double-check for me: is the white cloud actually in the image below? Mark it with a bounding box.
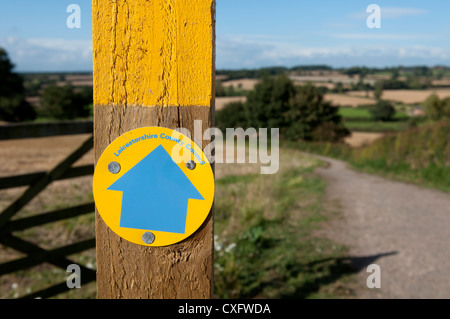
[2,33,448,72]
[0,36,92,71]
[217,34,450,69]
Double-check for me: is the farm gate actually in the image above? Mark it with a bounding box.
[0,121,96,298]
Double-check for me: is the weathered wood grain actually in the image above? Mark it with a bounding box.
[93,0,215,299]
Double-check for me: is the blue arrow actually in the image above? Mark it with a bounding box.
[107,145,204,234]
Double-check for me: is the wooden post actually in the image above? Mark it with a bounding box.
[92,0,215,298]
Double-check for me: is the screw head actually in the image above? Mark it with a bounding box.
[142,232,155,244]
[186,160,196,170]
[108,161,121,174]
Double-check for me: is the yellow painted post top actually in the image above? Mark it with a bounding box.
[93,0,215,107]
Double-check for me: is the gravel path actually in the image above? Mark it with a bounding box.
[313,155,450,298]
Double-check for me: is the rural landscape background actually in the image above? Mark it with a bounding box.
[1,0,450,299]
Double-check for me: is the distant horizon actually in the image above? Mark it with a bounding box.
[2,1,450,72]
[15,64,450,75]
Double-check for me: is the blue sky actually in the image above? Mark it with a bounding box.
[1,1,450,72]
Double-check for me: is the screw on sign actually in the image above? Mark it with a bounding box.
[142,232,155,245]
[186,160,196,170]
[108,161,121,174]
[93,127,214,247]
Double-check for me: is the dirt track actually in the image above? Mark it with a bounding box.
[313,155,450,298]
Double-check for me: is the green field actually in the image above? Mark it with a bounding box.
[343,120,410,132]
[338,106,411,132]
[339,106,408,121]
[338,107,373,120]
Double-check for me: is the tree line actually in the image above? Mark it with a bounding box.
[0,48,92,122]
[217,65,450,81]
[216,74,350,142]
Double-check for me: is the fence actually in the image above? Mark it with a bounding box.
[0,121,95,299]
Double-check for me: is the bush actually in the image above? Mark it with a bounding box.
[369,100,396,121]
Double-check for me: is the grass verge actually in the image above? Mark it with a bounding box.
[289,120,450,193]
[214,151,355,299]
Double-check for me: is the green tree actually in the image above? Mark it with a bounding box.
[215,81,226,97]
[374,81,383,100]
[0,48,36,122]
[334,82,344,93]
[390,68,400,80]
[217,75,350,142]
[40,84,92,120]
[369,100,396,121]
[425,94,450,121]
[441,98,450,119]
[406,76,423,90]
[215,101,247,132]
[283,84,349,141]
[73,86,93,118]
[424,94,442,121]
[244,74,296,130]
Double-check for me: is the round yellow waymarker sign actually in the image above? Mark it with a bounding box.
[93,127,214,247]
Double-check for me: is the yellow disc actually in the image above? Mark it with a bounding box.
[93,127,214,247]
